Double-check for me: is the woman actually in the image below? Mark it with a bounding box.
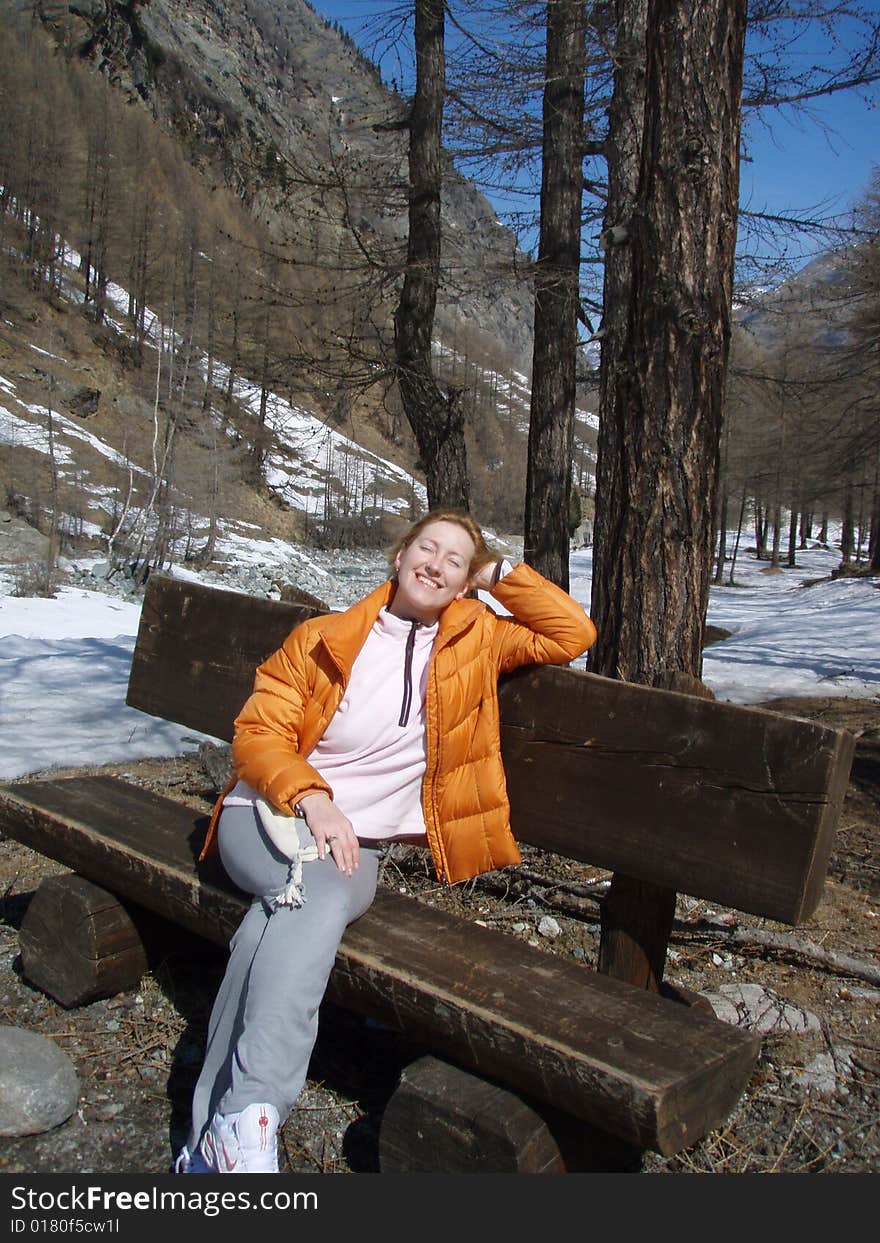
[175,510,596,1173]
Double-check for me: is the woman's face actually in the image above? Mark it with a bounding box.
[390,520,476,624]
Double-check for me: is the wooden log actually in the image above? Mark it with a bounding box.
[0,775,760,1155]
[0,777,244,950]
[379,1055,645,1173]
[329,888,761,1155]
[19,874,151,1008]
[379,1056,567,1173]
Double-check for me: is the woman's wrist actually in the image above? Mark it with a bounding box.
[294,791,330,821]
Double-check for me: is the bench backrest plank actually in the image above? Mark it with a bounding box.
[127,573,854,926]
[499,666,853,923]
[127,573,322,738]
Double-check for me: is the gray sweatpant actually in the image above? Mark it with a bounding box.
[187,804,381,1151]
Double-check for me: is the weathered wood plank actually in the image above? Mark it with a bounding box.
[598,874,677,990]
[0,775,760,1155]
[499,666,855,923]
[124,575,854,922]
[329,888,760,1155]
[0,777,242,948]
[126,573,322,740]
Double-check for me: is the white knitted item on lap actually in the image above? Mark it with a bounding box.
[255,797,319,908]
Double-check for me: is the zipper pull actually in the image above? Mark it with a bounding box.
[399,619,418,726]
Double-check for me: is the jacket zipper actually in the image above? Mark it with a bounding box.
[398,620,418,726]
[423,658,448,883]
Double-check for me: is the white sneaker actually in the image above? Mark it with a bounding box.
[200,1103,280,1173]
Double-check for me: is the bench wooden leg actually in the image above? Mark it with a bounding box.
[598,872,677,990]
[19,874,152,1008]
[378,1055,643,1173]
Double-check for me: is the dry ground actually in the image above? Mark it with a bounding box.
[0,695,877,1175]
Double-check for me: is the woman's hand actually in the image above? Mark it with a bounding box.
[296,792,360,876]
[469,559,505,592]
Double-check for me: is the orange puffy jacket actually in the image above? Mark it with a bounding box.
[201,562,596,884]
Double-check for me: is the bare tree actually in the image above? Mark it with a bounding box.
[394,0,470,509]
[522,0,586,588]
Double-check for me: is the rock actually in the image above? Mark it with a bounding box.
[0,1027,80,1136]
[537,915,561,939]
[93,1102,125,1122]
[68,387,101,418]
[701,983,822,1035]
[197,741,234,792]
[703,624,733,647]
[786,1046,855,1097]
[0,515,50,564]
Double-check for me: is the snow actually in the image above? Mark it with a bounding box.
[1,535,877,783]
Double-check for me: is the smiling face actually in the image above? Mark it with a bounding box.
[389,519,477,624]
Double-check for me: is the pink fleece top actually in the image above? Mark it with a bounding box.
[224,606,439,840]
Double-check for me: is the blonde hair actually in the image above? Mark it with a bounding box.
[388,510,498,579]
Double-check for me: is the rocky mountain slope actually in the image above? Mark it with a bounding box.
[37,0,536,369]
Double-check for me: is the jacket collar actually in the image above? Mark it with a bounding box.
[316,581,483,676]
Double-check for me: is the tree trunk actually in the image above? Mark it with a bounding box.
[394,0,469,511]
[714,487,729,583]
[770,502,781,567]
[754,500,766,559]
[841,483,854,563]
[869,458,880,573]
[592,0,647,646]
[869,502,880,573]
[523,0,586,588]
[787,505,798,568]
[727,486,748,586]
[591,0,747,684]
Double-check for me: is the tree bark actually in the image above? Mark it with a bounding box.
[394,0,469,511]
[523,0,586,588]
[592,0,648,644]
[591,0,747,685]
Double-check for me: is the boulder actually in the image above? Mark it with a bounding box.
[701,983,821,1035]
[0,513,50,564]
[0,1027,80,1136]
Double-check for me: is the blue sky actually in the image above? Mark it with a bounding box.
[313,1,878,266]
[740,87,877,219]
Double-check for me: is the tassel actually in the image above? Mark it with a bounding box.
[255,797,319,909]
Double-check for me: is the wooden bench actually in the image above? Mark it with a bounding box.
[0,572,855,1172]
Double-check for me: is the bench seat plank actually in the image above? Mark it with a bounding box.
[0,774,759,1156]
